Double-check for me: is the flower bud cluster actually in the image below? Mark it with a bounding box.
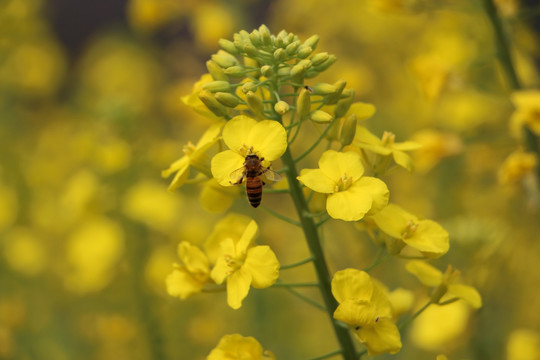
[195,25,363,144]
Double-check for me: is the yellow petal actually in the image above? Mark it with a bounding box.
[211,150,245,186]
[244,245,280,288]
[199,179,238,214]
[334,299,379,326]
[207,334,264,360]
[236,220,258,255]
[165,267,204,299]
[210,255,229,285]
[403,220,449,257]
[356,318,402,356]
[392,150,413,172]
[226,267,252,309]
[178,241,210,275]
[327,190,372,221]
[392,141,422,151]
[371,203,418,239]
[222,115,258,153]
[195,121,224,149]
[297,169,335,194]
[405,260,443,287]
[357,177,390,216]
[327,177,388,221]
[247,120,288,161]
[331,268,373,303]
[204,214,252,264]
[318,150,364,182]
[346,102,376,121]
[448,284,482,309]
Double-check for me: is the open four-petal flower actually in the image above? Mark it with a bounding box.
[210,220,280,309]
[297,150,389,221]
[211,115,287,187]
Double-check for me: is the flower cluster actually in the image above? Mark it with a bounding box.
[162,25,482,359]
[166,218,279,310]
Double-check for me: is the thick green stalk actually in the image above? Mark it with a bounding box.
[280,147,358,360]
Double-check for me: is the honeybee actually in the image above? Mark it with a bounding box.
[230,154,281,208]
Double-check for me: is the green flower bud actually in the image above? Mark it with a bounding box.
[310,52,329,66]
[277,67,291,77]
[334,89,355,118]
[314,54,336,71]
[311,110,333,123]
[206,60,228,81]
[312,83,337,95]
[215,92,240,108]
[246,91,265,119]
[241,82,258,93]
[224,65,245,77]
[287,33,297,45]
[261,65,273,77]
[339,113,357,146]
[218,39,239,55]
[296,88,311,121]
[259,24,272,47]
[274,100,290,115]
[198,90,228,117]
[285,40,300,55]
[211,51,239,68]
[291,63,307,77]
[324,79,347,104]
[304,69,320,79]
[297,59,312,69]
[202,80,231,93]
[249,30,262,47]
[297,45,313,59]
[275,34,286,48]
[274,48,286,61]
[303,34,320,51]
[243,44,259,58]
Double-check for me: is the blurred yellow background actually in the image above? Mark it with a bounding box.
[1,0,539,359]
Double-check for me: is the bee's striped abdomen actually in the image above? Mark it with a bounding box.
[245,177,263,208]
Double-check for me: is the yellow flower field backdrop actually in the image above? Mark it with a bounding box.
[1,0,539,359]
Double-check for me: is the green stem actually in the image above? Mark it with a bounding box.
[307,349,343,360]
[398,300,432,330]
[482,0,540,178]
[282,286,327,312]
[280,146,358,360]
[363,247,389,272]
[260,205,301,226]
[295,116,339,163]
[280,257,314,270]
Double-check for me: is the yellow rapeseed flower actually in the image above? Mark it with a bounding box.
[210,220,279,309]
[347,126,422,172]
[211,115,287,187]
[370,203,449,258]
[297,150,389,221]
[162,122,223,191]
[207,334,276,360]
[405,260,482,308]
[331,269,402,356]
[510,90,540,136]
[166,241,212,300]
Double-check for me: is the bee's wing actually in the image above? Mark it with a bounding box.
[229,166,246,184]
[261,168,282,183]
